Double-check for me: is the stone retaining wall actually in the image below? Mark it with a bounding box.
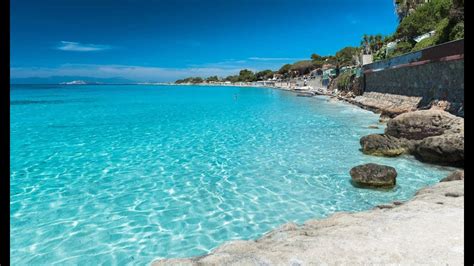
[363,40,464,116]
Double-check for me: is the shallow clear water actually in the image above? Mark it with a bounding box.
[11,84,454,265]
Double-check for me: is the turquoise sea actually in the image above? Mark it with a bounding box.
[10,84,454,265]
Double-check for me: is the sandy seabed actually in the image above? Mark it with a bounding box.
[154,179,464,265]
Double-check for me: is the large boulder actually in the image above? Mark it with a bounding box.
[386,109,463,140]
[350,163,397,188]
[360,134,415,157]
[428,100,464,117]
[414,133,464,167]
[440,170,464,182]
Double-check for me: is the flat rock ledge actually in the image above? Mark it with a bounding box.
[345,92,422,118]
[441,170,464,182]
[152,180,464,265]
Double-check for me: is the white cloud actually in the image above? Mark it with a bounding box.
[56,41,111,52]
[10,64,242,82]
[11,57,306,82]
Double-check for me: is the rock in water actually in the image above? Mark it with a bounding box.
[440,170,464,182]
[350,163,397,188]
[386,110,463,140]
[360,134,414,157]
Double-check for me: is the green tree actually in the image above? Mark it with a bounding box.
[256,69,274,80]
[391,41,414,56]
[206,76,219,82]
[278,64,292,75]
[290,60,315,75]
[368,35,376,52]
[238,69,257,82]
[311,53,328,68]
[310,53,322,61]
[191,77,203,83]
[395,0,452,40]
[361,34,370,54]
[374,34,383,50]
[335,46,360,67]
[175,77,204,84]
[324,55,338,66]
[395,0,428,22]
[224,75,239,83]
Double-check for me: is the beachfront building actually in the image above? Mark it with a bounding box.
[320,63,337,87]
[414,30,436,43]
[310,68,323,79]
[340,65,361,75]
[360,53,373,65]
[271,73,283,81]
[322,68,337,87]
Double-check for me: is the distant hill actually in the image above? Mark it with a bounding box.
[60,80,102,85]
[10,76,137,84]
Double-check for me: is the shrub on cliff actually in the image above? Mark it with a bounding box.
[411,11,463,53]
[336,71,354,90]
[328,71,354,91]
[278,64,292,75]
[395,0,452,40]
[373,45,388,61]
[449,22,464,39]
[396,0,463,53]
[391,41,414,57]
[335,47,360,67]
[290,60,315,75]
[412,36,436,51]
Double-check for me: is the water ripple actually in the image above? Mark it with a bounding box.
[10,85,455,265]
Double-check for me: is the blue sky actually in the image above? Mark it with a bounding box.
[11,0,398,82]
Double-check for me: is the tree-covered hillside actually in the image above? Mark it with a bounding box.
[175,0,463,83]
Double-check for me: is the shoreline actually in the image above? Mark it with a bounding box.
[166,82,417,117]
[153,179,463,265]
[150,82,463,264]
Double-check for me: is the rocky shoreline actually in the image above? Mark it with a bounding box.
[152,83,464,265]
[361,109,464,167]
[153,178,464,265]
[271,83,464,167]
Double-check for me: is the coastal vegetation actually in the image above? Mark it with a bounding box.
[255,69,274,80]
[206,76,219,82]
[289,60,315,76]
[175,0,463,84]
[175,77,204,84]
[335,71,353,91]
[376,0,464,59]
[236,69,257,82]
